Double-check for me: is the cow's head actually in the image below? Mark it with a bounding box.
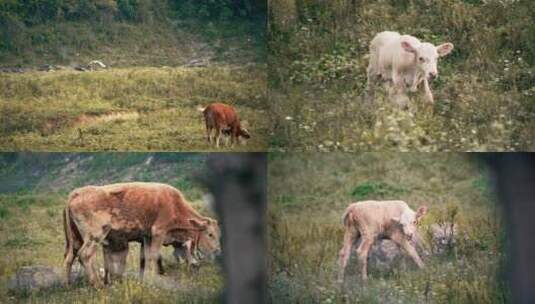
[189,217,221,260]
[393,206,428,241]
[401,40,454,81]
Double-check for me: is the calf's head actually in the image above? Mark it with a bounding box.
[393,206,428,241]
[190,217,221,260]
[401,39,453,81]
[238,127,251,141]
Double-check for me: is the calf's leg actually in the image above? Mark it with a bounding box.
[391,235,425,268]
[103,245,129,284]
[139,242,164,278]
[338,229,358,282]
[79,239,102,288]
[422,78,434,103]
[356,238,374,280]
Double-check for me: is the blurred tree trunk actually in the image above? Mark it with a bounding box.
[482,153,535,304]
[204,153,267,304]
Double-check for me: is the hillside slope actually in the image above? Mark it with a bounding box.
[0,1,267,151]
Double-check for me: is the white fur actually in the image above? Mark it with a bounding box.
[366,31,454,105]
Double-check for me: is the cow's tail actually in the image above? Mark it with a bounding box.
[341,206,353,227]
[63,206,74,259]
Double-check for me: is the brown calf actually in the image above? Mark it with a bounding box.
[198,103,250,148]
[63,182,221,288]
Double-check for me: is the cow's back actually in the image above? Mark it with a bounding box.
[347,200,408,233]
[205,103,238,128]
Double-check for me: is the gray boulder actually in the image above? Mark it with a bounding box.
[8,266,62,292]
[8,265,84,292]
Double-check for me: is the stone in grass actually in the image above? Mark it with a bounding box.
[8,265,84,292]
[8,266,62,292]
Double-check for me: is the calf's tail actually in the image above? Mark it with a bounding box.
[341,206,353,227]
[63,207,73,259]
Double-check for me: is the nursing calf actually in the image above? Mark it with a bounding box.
[366,31,454,106]
[338,200,428,281]
[63,182,221,287]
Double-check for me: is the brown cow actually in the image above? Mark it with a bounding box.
[198,103,250,148]
[63,182,220,287]
[338,200,428,281]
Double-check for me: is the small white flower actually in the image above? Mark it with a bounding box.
[285,116,293,121]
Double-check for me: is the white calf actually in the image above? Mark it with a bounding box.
[366,31,454,106]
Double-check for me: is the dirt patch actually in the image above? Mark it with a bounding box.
[73,111,140,128]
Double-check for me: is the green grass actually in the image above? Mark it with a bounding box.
[268,0,535,151]
[0,66,268,151]
[267,153,509,303]
[0,192,222,303]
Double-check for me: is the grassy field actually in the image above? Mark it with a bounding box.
[0,154,223,303]
[0,4,267,152]
[268,0,535,151]
[267,153,509,303]
[0,66,267,151]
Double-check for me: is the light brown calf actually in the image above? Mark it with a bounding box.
[338,200,428,281]
[63,182,220,287]
[198,103,250,148]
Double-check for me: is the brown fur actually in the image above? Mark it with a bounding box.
[199,103,250,148]
[63,182,220,287]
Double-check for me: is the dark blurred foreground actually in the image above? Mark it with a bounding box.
[483,153,535,304]
[204,153,267,304]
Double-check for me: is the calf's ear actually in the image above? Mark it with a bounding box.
[437,43,454,57]
[190,218,208,230]
[416,206,428,221]
[401,41,417,53]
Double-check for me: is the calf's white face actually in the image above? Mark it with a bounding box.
[393,206,428,241]
[401,40,454,81]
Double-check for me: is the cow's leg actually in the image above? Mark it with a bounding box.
[365,64,379,102]
[206,126,212,143]
[103,245,129,284]
[422,78,434,103]
[355,237,374,280]
[338,228,358,282]
[103,245,112,285]
[139,241,164,277]
[143,231,165,279]
[139,241,146,279]
[64,240,80,286]
[185,240,200,267]
[390,70,409,107]
[215,128,222,148]
[157,254,165,275]
[399,238,425,268]
[78,239,102,288]
[391,233,425,268]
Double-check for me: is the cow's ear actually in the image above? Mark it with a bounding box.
[437,43,454,57]
[190,218,207,230]
[401,41,417,53]
[391,216,402,225]
[416,206,428,221]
